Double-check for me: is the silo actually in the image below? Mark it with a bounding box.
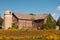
[4,10,12,29]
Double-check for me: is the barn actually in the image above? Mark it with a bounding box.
[4,10,49,30]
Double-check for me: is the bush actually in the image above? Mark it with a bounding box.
[9,24,18,29]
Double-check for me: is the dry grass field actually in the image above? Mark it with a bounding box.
[0,29,60,40]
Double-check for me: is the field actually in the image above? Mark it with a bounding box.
[0,29,60,40]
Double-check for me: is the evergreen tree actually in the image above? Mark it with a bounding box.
[56,17,60,28]
[0,14,3,29]
[0,14,3,25]
[29,13,35,15]
[41,14,56,30]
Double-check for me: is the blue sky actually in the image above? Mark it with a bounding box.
[0,0,60,20]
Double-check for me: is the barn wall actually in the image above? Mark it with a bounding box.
[12,16,18,25]
[34,20,44,29]
[18,20,32,29]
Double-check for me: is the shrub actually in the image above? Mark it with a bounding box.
[9,24,18,29]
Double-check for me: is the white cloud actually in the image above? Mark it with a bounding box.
[57,6,60,11]
[51,13,56,17]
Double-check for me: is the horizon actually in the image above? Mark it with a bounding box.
[0,0,60,20]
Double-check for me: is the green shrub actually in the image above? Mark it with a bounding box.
[9,24,18,29]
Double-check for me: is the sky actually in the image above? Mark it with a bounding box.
[0,0,60,20]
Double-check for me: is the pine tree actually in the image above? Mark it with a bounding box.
[0,14,3,25]
[56,17,60,27]
[41,14,56,30]
[0,14,3,29]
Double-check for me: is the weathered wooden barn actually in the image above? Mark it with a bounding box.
[12,13,49,29]
[4,10,49,29]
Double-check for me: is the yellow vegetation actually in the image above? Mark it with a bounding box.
[0,29,59,40]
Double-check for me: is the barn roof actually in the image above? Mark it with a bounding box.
[13,13,49,20]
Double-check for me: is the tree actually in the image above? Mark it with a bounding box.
[29,13,35,15]
[41,14,56,30]
[0,16,3,25]
[56,17,60,29]
[0,14,3,29]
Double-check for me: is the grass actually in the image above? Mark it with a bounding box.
[0,29,60,40]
